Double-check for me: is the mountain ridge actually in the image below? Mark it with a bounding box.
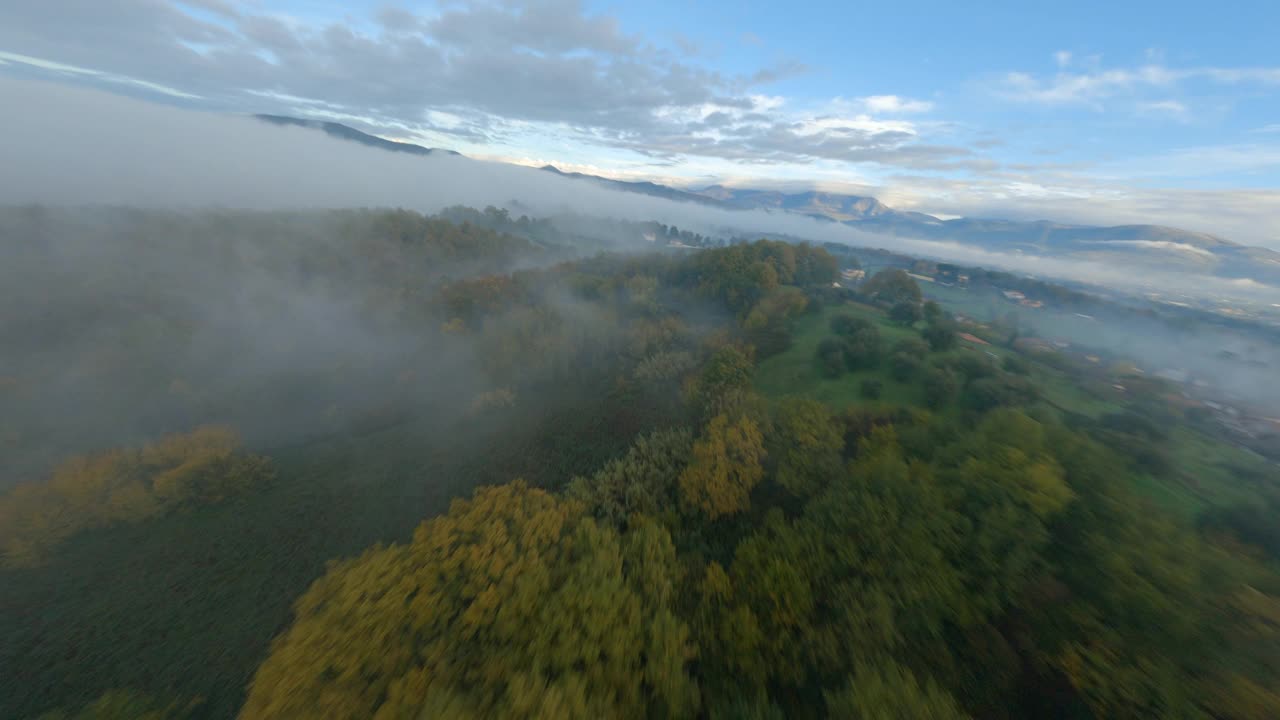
[255,114,461,157]
[255,114,1278,283]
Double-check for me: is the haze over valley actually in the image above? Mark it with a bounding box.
[2,2,1279,719]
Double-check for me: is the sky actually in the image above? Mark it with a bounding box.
[0,0,1278,246]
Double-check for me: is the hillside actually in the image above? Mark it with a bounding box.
[700,185,938,224]
[2,212,1279,720]
[538,165,728,206]
[254,114,460,156]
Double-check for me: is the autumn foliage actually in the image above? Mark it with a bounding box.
[0,426,272,567]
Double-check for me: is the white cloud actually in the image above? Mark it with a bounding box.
[1082,240,1216,258]
[794,114,917,138]
[996,62,1280,108]
[6,74,1275,309]
[861,95,934,114]
[747,94,786,111]
[877,172,1280,249]
[1137,99,1189,119]
[998,65,1175,106]
[0,1,964,173]
[1054,50,1072,68]
[0,49,200,99]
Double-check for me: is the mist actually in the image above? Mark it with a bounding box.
[2,76,1277,308]
[3,74,1280,479]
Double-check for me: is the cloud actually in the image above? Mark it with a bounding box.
[860,95,934,114]
[1080,240,1216,258]
[1054,50,1072,68]
[672,32,700,56]
[0,49,201,99]
[995,61,1280,109]
[2,75,1274,312]
[0,0,969,174]
[998,66,1175,107]
[877,171,1280,250]
[0,1,729,133]
[1136,99,1189,119]
[748,60,811,86]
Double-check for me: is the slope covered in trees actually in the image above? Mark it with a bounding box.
[2,209,1278,719]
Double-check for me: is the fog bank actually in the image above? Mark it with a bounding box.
[2,76,1276,307]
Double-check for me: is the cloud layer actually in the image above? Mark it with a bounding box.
[0,1,958,171]
[0,3,1277,249]
[1,76,1275,310]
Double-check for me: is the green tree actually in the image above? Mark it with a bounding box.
[817,338,847,378]
[889,338,930,382]
[830,314,869,337]
[744,287,808,358]
[889,352,922,383]
[824,661,969,719]
[1001,355,1030,375]
[921,322,957,352]
[922,300,943,325]
[729,431,965,684]
[830,316,883,370]
[679,414,767,519]
[689,346,755,418]
[923,367,960,408]
[889,301,923,327]
[767,398,843,497]
[566,427,694,529]
[862,269,923,305]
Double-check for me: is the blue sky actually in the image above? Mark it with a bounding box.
[1,0,1277,245]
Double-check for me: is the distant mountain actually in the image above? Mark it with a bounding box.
[538,165,726,207]
[545,171,1280,283]
[851,215,1280,276]
[255,114,460,156]
[246,125,1280,284]
[698,185,937,223]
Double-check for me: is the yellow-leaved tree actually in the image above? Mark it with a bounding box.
[678,414,766,519]
[239,480,697,720]
[0,426,272,567]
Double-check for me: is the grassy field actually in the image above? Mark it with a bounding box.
[755,301,927,408]
[1149,427,1279,521]
[754,297,1274,523]
[755,299,1115,420]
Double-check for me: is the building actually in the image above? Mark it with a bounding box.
[841,268,866,281]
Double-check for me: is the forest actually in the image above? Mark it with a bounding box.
[1,206,1278,719]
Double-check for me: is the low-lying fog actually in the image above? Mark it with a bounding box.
[2,76,1276,306]
[1,75,1278,482]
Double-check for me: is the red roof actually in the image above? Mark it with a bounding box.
[957,332,991,346]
